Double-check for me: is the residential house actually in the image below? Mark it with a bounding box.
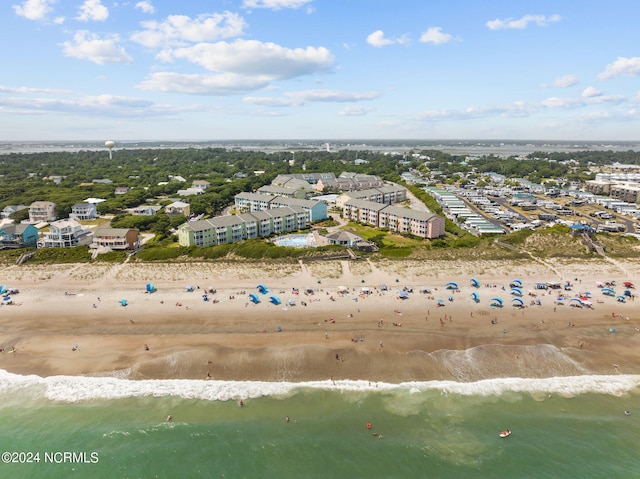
[0,223,38,248]
[29,201,56,223]
[192,180,211,191]
[130,205,163,216]
[114,186,131,195]
[40,219,92,248]
[1,204,28,219]
[91,227,139,250]
[165,201,191,217]
[69,202,98,221]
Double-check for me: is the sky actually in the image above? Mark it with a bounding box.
[2,0,640,142]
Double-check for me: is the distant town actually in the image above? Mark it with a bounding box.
[0,140,639,262]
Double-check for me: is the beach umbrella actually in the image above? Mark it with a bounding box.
[249,293,260,304]
[616,296,626,303]
[470,278,480,288]
[623,281,635,288]
[511,297,524,306]
[257,284,269,294]
[269,296,281,305]
[471,292,480,303]
[570,297,584,305]
[490,297,503,307]
[119,299,128,306]
[510,279,523,288]
[510,288,523,296]
[445,282,458,290]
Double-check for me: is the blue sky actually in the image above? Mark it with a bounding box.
[2,0,640,142]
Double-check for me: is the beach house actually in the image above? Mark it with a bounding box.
[28,201,56,223]
[70,202,98,221]
[0,223,38,248]
[91,227,139,250]
[40,219,92,248]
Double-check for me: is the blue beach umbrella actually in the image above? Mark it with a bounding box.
[470,278,480,288]
[471,292,480,303]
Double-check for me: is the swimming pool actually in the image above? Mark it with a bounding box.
[272,233,316,248]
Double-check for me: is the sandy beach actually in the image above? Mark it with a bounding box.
[0,257,639,382]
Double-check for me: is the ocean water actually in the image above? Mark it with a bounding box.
[0,371,639,479]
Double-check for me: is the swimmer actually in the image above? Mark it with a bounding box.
[624,410,631,416]
[166,415,172,422]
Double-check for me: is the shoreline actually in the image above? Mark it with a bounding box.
[0,259,638,382]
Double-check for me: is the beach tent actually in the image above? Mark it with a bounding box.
[379,284,388,291]
[448,296,455,302]
[601,288,615,296]
[2,296,10,301]
[398,291,409,299]
[445,282,458,290]
[361,287,371,294]
[623,281,635,288]
[471,292,480,303]
[624,290,632,297]
[146,283,156,293]
[510,288,523,297]
[119,299,128,307]
[202,294,209,302]
[287,299,296,306]
[470,278,480,288]
[419,286,431,294]
[270,296,281,305]
[511,297,524,307]
[249,293,260,304]
[490,297,503,307]
[437,299,445,306]
[0,286,6,294]
[510,279,523,288]
[184,285,194,292]
[616,296,627,303]
[581,291,592,298]
[257,284,269,294]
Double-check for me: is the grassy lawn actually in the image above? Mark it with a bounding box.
[342,221,426,248]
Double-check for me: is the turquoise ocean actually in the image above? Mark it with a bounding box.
[0,370,639,479]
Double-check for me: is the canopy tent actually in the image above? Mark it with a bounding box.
[146,283,156,293]
[510,288,523,297]
[511,297,524,307]
[471,292,480,303]
[249,293,260,304]
[445,282,458,290]
[470,278,480,288]
[490,297,503,307]
[270,296,281,305]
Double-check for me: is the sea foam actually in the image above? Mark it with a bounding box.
[0,369,638,403]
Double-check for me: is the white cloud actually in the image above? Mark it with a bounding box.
[0,85,72,95]
[12,0,56,21]
[419,27,453,45]
[543,74,579,88]
[582,86,602,98]
[486,14,560,30]
[61,31,133,64]
[76,0,108,22]
[244,89,380,107]
[137,72,271,95]
[366,30,408,48]
[131,12,246,48]
[338,105,374,116]
[160,40,334,80]
[598,57,640,80]
[135,1,154,14]
[242,0,312,10]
